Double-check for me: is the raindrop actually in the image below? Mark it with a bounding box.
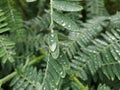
[60,71,65,78]
[49,43,57,52]
[63,62,67,65]
[60,71,63,75]
[43,87,46,90]
[51,39,54,42]
[62,23,66,26]
[68,25,71,28]
[51,34,54,37]
[61,20,64,23]
[118,61,120,64]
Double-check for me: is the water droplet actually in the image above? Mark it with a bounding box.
[60,72,63,75]
[51,39,54,42]
[54,88,57,90]
[118,61,120,64]
[60,55,62,57]
[68,25,71,28]
[63,62,67,65]
[51,34,54,37]
[49,43,57,52]
[60,71,65,78]
[62,23,66,26]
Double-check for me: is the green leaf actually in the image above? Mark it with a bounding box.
[0,37,15,63]
[0,9,10,33]
[48,32,59,59]
[53,0,83,12]
[97,84,111,90]
[53,12,79,31]
[10,66,43,90]
[43,56,66,90]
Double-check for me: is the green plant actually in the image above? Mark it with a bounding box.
[0,0,120,90]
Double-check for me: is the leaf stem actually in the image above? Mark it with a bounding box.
[71,76,88,90]
[29,55,46,65]
[50,0,54,33]
[0,72,17,87]
[0,55,45,87]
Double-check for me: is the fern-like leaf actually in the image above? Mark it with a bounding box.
[62,17,108,59]
[86,0,108,18]
[0,9,10,33]
[42,53,70,90]
[97,84,111,90]
[0,9,15,63]
[10,66,43,90]
[71,28,120,80]
[0,0,25,41]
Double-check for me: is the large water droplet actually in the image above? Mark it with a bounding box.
[68,25,71,28]
[49,43,57,52]
[62,23,66,26]
[60,71,63,75]
[51,34,54,37]
[51,39,54,42]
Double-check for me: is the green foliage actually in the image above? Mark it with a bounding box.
[43,54,68,90]
[52,0,83,12]
[10,66,42,90]
[0,0,120,90]
[97,84,110,90]
[0,9,15,63]
[86,0,108,18]
[0,36,15,63]
[0,10,10,33]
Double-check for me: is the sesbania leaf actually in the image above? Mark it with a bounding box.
[53,0,83,12]
[53,12,80,31]
[48,32,59,59]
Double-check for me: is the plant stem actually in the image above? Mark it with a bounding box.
[0,72,17,87]
[50,0,54,33]
[72,76,88,90]
[29,55,46,65]
[0,55,45,87]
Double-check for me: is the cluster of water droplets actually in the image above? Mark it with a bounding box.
[48,32,60,59]
[61,20,72,30]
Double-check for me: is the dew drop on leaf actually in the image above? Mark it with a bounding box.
[48,32,59,59]
[43,87,46,90]
[49,42,57,52]
[51,34,54,37]
[62,23,66,26]
[60,71,65,78]
[54,88,57,90]
[118,61,120,64]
